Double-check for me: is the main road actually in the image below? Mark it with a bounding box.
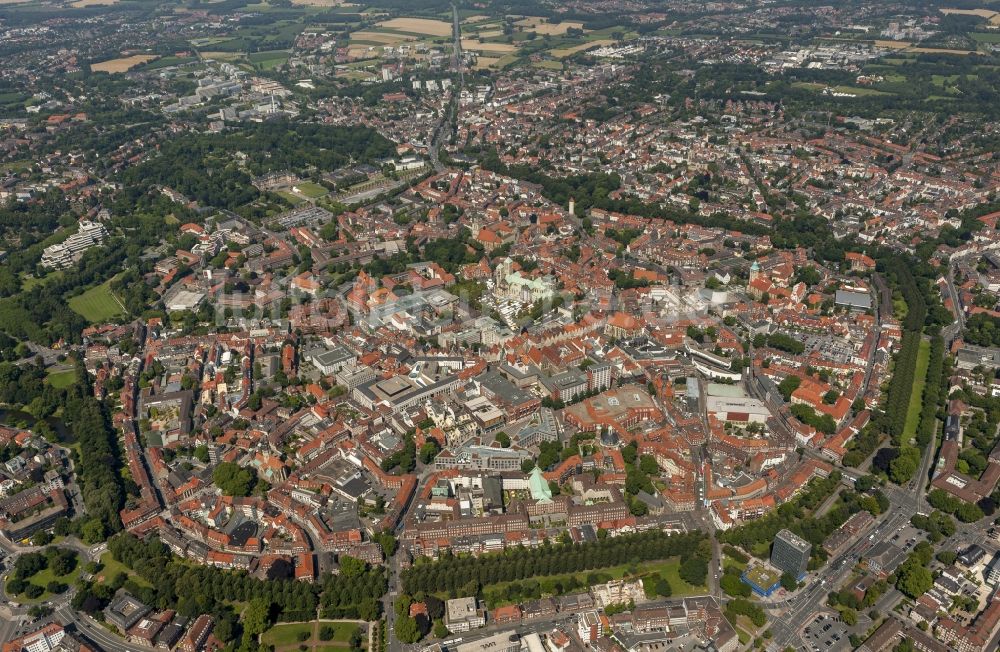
[765,504,915,651]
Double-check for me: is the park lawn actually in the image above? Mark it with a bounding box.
[735,627,751,645]
[97,551,152,589]
[295,181,329,198]
[902,339,931,442]
[262,622,360,647]
[22,270,63,290]
[7,564,79,603]
[723,555,747,573]
[68,280,125,323]
[277,190,305,206]
[316,646,350,652]
[47,369,77,389]
[317,622,362,643]
[652,559,707,597]
[262,623,315,647]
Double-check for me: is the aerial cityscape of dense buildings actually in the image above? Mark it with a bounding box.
[1,0,1000,652]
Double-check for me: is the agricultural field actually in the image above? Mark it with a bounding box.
[514,17,585,35]
[377,17,452,37]
[91,54,158,73]
[474,56,502,69]
[909,47,975,55]
[71,0,118,5]
[350,31,416,45]
[200,51,244,62]
[874,40,912,49]
[460,39,517,53]
[939,7,998,19]
[68,279,126,323]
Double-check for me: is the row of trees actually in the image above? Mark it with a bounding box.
[915,336,946,451]
[400,530,708,595]
[66,362,125,541]
[90,532,332,627]
[882,330,923,442]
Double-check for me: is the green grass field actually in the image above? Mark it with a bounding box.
[723,554,748,574]
[47,369,76,389]
[532,59,563,70]
[6,564,79,603]
[68,280,125,323]
[22,270,63,291]
[295,181,329,198]
[248,50,291,69]
[277,190,305,206]
[902,339,931,442]
[262,623,315,646]
[96,551,152,588]
[261,622,360,648]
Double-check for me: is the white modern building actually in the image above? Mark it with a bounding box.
[40,220,109,269]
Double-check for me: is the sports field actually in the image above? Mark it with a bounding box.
[68,280,126,323]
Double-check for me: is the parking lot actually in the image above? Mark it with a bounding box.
[802,613,850,651]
